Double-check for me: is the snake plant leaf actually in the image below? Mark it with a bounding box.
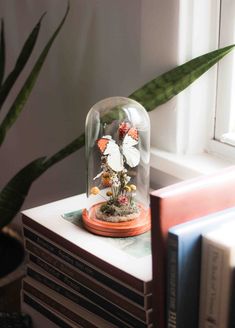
[0,157,46,229]
[41,133,85,173]
[0,19,5,87]
[100,105,126,125]
[130,44,235,112]
[0,133,85,227]
[0,14,44,110]
[0,2,69,147]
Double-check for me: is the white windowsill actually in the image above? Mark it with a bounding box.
[150,147,234,181]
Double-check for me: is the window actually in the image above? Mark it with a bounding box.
[208,0,235,159]
[150,0,235,187]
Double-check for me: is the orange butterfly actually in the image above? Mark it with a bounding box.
[97,128,140,172]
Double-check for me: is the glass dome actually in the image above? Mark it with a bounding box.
[83,97,150,236]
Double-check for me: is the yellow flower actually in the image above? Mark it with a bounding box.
[124,185,131,192]
[90,187,100,195]
[106,191,113,196]
[130,184,137,191]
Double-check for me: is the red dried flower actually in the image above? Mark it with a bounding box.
[118,122,130,139]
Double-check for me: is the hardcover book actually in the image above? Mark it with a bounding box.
[21,293,80,328]
[228,268,235,328]
[26,250,152,321]
[199,222,235,328]
[150,166,235,328]
[23,228,152,308]
[23,277,117,328]
[22,193,152,294]
[167,207,235,328]
[27,263,152,326]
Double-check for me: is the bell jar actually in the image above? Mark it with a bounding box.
[82,96,150,237]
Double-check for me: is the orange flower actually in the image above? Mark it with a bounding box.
[102,174,111,187]
[90,187,100,195]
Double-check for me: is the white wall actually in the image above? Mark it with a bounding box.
[0,0,180,226]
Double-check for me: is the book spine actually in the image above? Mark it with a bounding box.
[23,293,77,328]
[23,228,147,306]
[167,234,178,328]
[199,240,227,328]
[26,239,152,313]
[28,250,152,320]
[150,194,165,328]
[23,281,97,328]
[27,266,149,328]
[22,215,149,293]
[26,267,135,328]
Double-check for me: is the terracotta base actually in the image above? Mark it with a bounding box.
[82,203,151,237]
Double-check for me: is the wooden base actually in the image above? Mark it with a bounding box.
[82,203,151,237]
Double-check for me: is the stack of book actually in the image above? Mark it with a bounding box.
[21,193,153,328]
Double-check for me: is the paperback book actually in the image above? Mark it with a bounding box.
[199,222,235,328]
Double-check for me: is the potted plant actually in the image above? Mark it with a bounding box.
[0,0,234,312]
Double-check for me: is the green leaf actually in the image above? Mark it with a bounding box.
[41,132,85,172]
[100,105,126,125]
[0,2,69,146]
[0,14,44,110]
[0,19,5,87]
[0,157,46,229]
[0,132,84,227]
[130,44,235,112]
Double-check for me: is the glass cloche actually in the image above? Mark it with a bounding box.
[82,97,150,237]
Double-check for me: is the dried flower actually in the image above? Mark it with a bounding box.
[101,172,111,187]
[117,195,129,205]
[111,174,120,187]
[130,184,137,191]
[90,187,100,195]
[124,175,131,184]
[102,177,111,187]
[124,185,131,192]
[106,191,113,196]
[118,122,130,139]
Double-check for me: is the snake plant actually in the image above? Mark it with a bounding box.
[0,3,234,229]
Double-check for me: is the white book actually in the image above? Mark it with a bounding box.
[21,193,152,294]
[199,222,235,328]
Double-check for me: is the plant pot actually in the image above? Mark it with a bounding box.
[0,227,27,311]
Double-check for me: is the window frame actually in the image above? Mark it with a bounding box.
[207,0,235,158]
[149,0,235,187]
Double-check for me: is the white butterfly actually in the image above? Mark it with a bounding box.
[97,127,140,172]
